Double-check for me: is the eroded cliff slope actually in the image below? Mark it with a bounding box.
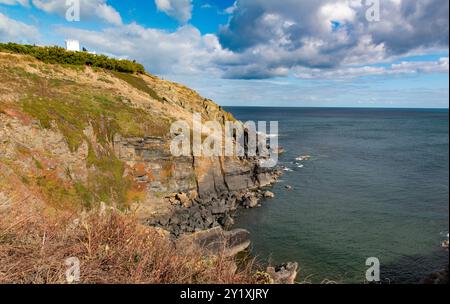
[0,51,279,236]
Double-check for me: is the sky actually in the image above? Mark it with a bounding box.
[0,0,448,108]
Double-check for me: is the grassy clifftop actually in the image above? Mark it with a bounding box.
[0,42,145,74]
[0,46,234,212]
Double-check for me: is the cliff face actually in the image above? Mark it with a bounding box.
[0,52,279,235]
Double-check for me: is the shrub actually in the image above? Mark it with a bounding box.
[0,42,145,74]
[0,202,260,284]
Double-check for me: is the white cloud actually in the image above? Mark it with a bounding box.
[224,1,237,14]
[218,0,449,79]
[29,0,122,25]
[56,23,229,76]
[155,0,171,11]
[2,0,447,86]
[318,2,356,32]
[0,12,39,43]
[54,10,447,82]
[155,0,192,23]
[0,0,29,6]
[294,57,449,79]
[95,3,122,26]
[391,57,449,74]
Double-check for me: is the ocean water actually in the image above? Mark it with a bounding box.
[225,107,449,284]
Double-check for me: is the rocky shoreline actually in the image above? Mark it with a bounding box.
[0,51,297,282]
[146,168,282,237]
[144,165,298,283]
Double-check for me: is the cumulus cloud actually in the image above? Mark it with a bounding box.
[294,57,449,79]
[6,0,124,25]
[369,0,449,54]
[94,3,122,26]
[0,12,39,42]
[155,0,193,23]
[53,0,449,81]
[56,23,229,76]
[2,0,447,83]
[218,0,449,79]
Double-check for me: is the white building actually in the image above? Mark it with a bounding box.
[65,40,80,52]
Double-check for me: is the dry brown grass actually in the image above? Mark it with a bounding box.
[0,200,260,284]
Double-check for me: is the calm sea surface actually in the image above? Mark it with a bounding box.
[225,107,449,283]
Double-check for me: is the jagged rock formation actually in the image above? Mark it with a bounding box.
[0,51,280,236]
[176,226,251,257]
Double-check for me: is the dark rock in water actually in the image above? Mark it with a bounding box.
[266,262,299,284]
[243,195,259,208]
[276,147,285,155]
[144,165,282,236]
[422,266,449,284]
[263,191,275,198]
[176,227,251,257]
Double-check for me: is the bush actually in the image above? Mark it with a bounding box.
[0,202,260,284]
[0,42,145,74]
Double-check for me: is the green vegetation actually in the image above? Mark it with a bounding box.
[36,175,85,209]
[22,95,169,151]
[25,145,131,210]
[32,157,43,170]
[7,66,38,80]
[98,76,114,84]
[0,42,145,74]
[0,50,175,210]
[20,93,170,209]
[86,148,130,208]
[111,71,163,101]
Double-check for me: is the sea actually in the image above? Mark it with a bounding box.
[225,107,449,284]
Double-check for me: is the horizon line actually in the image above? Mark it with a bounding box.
[221,105,449,110]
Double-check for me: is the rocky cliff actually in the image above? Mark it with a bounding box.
[0,51,280,236]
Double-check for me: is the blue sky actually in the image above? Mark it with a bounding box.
[0,0,448,108]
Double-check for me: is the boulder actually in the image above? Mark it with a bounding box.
[188,190,198,200]
[168,196,179,206]
[219,214,235,230]
[263,191,275,198]
[266,262,299,284]
[176,226,251,257]
[176,192,191,208]
[422,266,449,284]
[211,200,228,214]
[243,196,259,208]
[276,147,285,155]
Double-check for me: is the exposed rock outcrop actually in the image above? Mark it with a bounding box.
[176,226,251,257]
[266,262,299,284]
[0,50,301,285]
[0,51,282,237]
[145,183,281,237]
[263,191,275,198]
